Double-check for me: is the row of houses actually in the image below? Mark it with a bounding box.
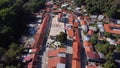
[25,9,51,68]
[67,14,81,68]
[80,17,102,68]
[104,23,120,35]
[48,48,66,68]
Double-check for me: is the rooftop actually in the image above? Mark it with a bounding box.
[84,41,92,47]
[48,48,66,57]
[72,60,81,68]
[48,57,66,68]
[104,24,120,34]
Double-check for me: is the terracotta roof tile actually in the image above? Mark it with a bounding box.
[87,30,94,36]
[83,41,92,47]
[104,24,120,34]
[72,60,81,68]
[48,57,66,68]
[86,52,99,59]
[85,47,93,52]
[48,48,66,57]
[73,22,79,27]
[72,42,80,60]
[81,20,87,25]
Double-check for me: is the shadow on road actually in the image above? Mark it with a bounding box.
[66,53,72,68]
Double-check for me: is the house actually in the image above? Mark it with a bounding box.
[72,60,81,68]
[97,24,104,33]
[97,15,104,21]
[89,26,97,31]
[72,27,81,68]
[84,41,92,47]
[87,30,94,37]
[61,3,69,8]
[48,48,66,57]
[83,41,100,62]
[90,15,97,19]
[48,57,66,68]
[27,14,50,68]
[81,20,88,32]
[106,38,116,45]
[72,41,80,60]
[48,48,66,68]
[84,36,90,41]
[116,20,120,24]
[27,48,38,68]
[73,19,79,27]
[104,24,120,35]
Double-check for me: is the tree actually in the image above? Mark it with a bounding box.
[115,44,120,53]
[74,0,120,18]
[104,32,111,37]
[90,34,98,45]
[74,0,85,6]
[0,0,46,67]
[1,43,24,67]
[56,32,67,43]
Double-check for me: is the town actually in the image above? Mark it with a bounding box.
[0,0,120,68]
[22,0,120,68]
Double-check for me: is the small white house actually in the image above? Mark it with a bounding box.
[97,15,104,21]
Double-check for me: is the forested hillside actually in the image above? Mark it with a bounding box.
[74,0,120,19]
[0,0,45,68]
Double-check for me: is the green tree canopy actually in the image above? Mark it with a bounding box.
[56,32,67,43]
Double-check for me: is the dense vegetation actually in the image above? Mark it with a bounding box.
[56,32,67,43]
[74,0,120,19]
[0,0,45,68]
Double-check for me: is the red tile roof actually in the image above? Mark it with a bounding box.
[73,22,79,27]
[87,30,94,36]
[81,20,87,25]
[48,48,66,57]
[85,47,93,52]
[83,16,90,20]
[72,28,81,68]
[27,14,50,68]
[74,29,80,44]
[86,52,99,58]
[83,41,92,47]
[48,57,66,68]
[104,24,120,35]
[33,14,50,48]
[72,41,80,60]
[27,53,37,68]
[72,60,81,68]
